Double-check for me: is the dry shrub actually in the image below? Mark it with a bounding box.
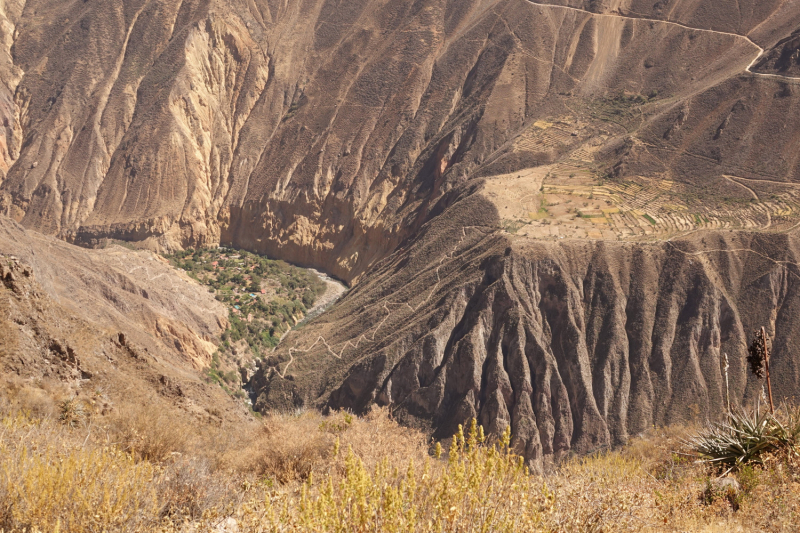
[101,403,243,520]
[232,421,547,533]
[335,407,429,474]
[223,407,427,484]
[1,400,799,532]
[222,410,334,483]
[0,377,66,420]
[0,414,160,533]
[225,416,795,532]
[624,424,697,468]
[729,454,800,529]
[0,411,240,531]
[107,404,195,463]
[156,457,240,521]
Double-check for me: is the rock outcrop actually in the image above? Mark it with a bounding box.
[753,29,800,78]
[0,215,246,423]
[1,0,800,282]
[0,216,227,369]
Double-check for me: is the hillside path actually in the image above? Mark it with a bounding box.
[525,0,800,82]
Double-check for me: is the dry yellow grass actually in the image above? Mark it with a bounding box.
[0,414,160,532]
[242,422,546,532]
[221,408,430,484]
[1,388,799,532]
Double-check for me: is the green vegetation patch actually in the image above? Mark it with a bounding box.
[165,247,327,388]
[538,197,549,215]
[502,219,529,234]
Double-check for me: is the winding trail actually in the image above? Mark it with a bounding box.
[278,224,800,379]
[104,249,225,320]
[666,240,800,285]
[525,0,800,83]
[721,175,772,228]
[278,225,494,377]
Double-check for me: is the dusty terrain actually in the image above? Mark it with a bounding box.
[0,215,248,425]
[2,0,800,464]
[250,192,800,467]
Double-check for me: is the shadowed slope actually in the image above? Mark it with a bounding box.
[3,0,800,463]
[251,191,800,466]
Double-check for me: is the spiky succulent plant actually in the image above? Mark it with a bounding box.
[687,406,800,470]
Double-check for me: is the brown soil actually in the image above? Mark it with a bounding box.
[0,216,249,428]
[0,0,798,282]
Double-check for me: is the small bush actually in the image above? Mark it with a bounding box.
[108,405,193,463]
[58,398,86,427]
[221,408,427,485]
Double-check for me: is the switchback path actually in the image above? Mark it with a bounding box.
[525,0,800,83]
[272,2,800,380]
[277,225,496,377]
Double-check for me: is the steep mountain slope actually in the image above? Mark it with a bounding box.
[250,191,800,467]
[753,29,800,78]
[0,215,245,423]
[3,0,800,463]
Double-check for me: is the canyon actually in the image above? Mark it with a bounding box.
[2,0,800,466]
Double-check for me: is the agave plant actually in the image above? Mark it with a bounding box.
[780,406,800,451]
[58,398,86,427]
[686,406,798,470]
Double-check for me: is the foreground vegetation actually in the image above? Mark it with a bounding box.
[688,405,800,471]
[2,381,800,532]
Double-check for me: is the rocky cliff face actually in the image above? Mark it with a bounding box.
[2,0,800,282]
[0,214,251,422]
[0,214,230,373]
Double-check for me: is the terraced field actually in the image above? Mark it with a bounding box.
[490,115,800,241]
